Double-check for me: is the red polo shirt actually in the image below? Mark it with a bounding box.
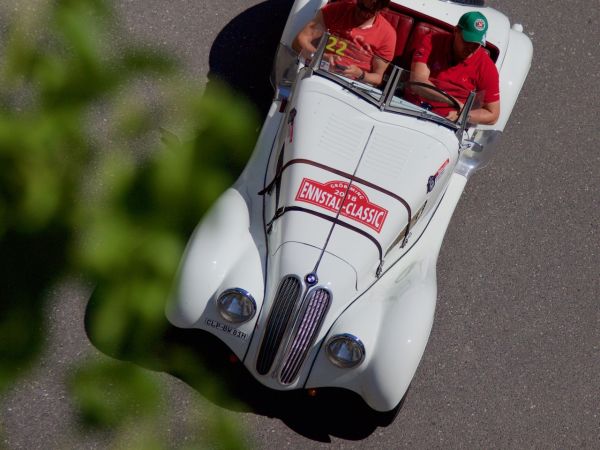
[322,1,396,71]
[412,31,500,116]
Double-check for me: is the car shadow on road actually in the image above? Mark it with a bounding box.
[162,326,402,442]
[206,0,294,117]
[84,289,401,442]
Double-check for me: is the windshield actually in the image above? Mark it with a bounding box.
[310,34,481,127]
[317,34,387,102]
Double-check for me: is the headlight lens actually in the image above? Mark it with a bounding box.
[216,288,256,323]
[326,334,365,368]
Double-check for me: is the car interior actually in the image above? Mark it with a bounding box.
[329,0,499,67]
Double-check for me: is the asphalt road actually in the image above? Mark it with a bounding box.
[2,0,599,448]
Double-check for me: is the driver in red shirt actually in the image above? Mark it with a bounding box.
[410,11,500,125]
[293,0,396,86]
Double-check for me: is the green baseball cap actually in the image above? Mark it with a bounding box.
[457,11,488,45]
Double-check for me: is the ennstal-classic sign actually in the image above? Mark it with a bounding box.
[295,178,388,233]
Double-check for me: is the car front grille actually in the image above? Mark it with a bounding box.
[279,288,331,385]
[256,276,302,375]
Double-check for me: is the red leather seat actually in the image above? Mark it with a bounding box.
[379,9,414,60]
[401,22,453,69]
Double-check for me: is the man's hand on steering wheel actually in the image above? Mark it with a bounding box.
[446,100,464,121]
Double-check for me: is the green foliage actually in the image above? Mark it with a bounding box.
[199,409,251,450]
[0,0,259,446]
[75,82,259,362]
[69,359,161,428]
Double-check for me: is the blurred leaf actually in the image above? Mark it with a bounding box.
[0,225,69,392]
[120,48,176,75]
[1,0,262,445]
[86,279,171,361]
[194,406,251,450]
[0,301,44,390]
[70,359,161,428]
[112,426,167,450]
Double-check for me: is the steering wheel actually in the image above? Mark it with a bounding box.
[402,81,462,112]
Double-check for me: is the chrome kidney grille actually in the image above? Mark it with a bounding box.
[256,276,302,375]
[279,287,331,385]
[255,276,332,385]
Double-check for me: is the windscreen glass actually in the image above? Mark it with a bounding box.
[312,34,482,125]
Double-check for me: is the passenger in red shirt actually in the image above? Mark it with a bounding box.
[293,0,396,86]
[410,11,500,125]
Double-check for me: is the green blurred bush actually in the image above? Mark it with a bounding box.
[0,0,258,447]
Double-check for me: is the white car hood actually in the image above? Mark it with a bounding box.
[272,77,458,286]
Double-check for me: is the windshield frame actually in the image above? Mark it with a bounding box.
[306,33,476,131]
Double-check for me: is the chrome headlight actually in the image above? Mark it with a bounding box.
[216,288,256,323]
[326,334,365,368]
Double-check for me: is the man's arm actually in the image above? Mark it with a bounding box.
[448,61,501,125]
[341,33,392,86]
[459,100,500,125]
[469,60,501,125]
[410,61,460,104]
[368,56,389,86]
[410,61,432,84]
[340,54,389,86]
[292,11,326,55]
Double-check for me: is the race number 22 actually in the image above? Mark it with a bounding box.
[325,36,347,56]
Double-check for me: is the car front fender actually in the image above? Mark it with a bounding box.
[306,173,468,411]
[306,254,437,412]
[166,188,262,329]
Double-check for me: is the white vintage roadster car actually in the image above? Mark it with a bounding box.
[167,0,532,412]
